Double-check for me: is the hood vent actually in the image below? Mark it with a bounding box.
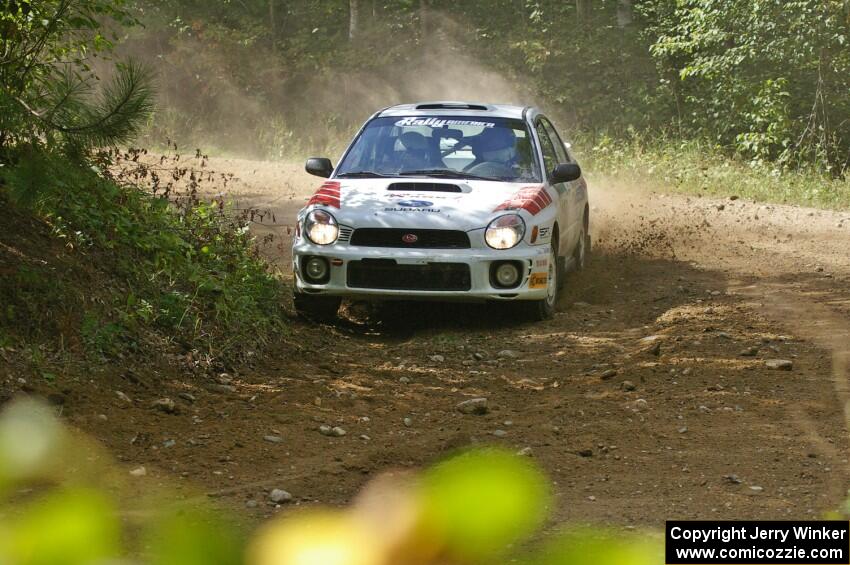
[415,103,489,111]
[387,182,462,193]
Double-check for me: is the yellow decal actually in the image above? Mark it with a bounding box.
[529,273,548,289]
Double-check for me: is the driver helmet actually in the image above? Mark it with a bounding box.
[475,127,517,163]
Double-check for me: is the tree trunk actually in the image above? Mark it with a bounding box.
[420,0,432,40]
[576,0,592,23]
[268,0,276,45]
[349,0,360,41]
[617,0,633,27]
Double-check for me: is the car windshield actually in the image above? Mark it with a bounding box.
[335,116,541,182]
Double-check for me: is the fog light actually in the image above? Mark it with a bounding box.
[492,261,521,288]
[303,256,329,284]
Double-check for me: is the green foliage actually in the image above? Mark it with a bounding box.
[0,0,153,161]
[527,528,663,565]
[0,399,666,564]
[80,313,127,358]
[0,399,64,487]
[149,510,246,565]
[580,131,850,209]
[1,489,121,565]
[643,0,850,170]
[0,1,281,366]
[45,61,156,150]
[0,263,69,340]
[466,1,659,133]
[421,447,551,560]
[0,401,171,564]
[0,149,285,363]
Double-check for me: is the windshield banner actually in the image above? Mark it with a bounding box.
[394,117,496,129]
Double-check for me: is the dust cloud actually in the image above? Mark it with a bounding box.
[301,12,535,108]
[122,11,537,158]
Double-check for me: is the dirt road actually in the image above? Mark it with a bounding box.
[67,157,850,529]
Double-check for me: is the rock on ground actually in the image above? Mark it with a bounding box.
[456,397,488,415]
[151,398,177,414]
[765,359,793,370]
[269,488,292,503]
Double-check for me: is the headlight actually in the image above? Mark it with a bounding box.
[485,214,525,250]
[304,210,339,245]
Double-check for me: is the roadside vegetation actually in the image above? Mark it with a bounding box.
[0,1,285,367]
[579,135,850,210]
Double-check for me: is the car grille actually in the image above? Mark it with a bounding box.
[349,228,470,249]
[347,260,471,291]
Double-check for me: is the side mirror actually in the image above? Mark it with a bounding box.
[305,157,333,178]
[551,163,581,184]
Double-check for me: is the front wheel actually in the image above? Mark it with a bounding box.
[523,245,559,321]
[573,226,590,271]
[293,291,341,321]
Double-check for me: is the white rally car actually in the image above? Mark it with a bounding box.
[292,102,590,321]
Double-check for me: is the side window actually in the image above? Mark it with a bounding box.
[340,126,369,170]
[534,121,559,178]
[541,118,570,164]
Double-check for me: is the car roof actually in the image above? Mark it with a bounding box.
[377,101,536,121]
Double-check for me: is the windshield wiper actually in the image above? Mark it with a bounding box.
[399,169,501,181]
[336,171,394,178]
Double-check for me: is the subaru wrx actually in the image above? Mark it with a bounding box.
[292,102,590,321]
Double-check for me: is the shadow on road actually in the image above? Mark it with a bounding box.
[305,247,730,344]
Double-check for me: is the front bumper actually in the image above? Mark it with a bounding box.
[292,240,551,302]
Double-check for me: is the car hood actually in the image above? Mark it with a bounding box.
[319,178,540,230]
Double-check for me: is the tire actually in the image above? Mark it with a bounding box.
[573,225,590,271]
[293,291,341,321]
[524,244,559,321]
[556,256,567,291]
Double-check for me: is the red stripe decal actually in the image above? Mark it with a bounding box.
[307,181,341,209]
[493,185,551,216]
